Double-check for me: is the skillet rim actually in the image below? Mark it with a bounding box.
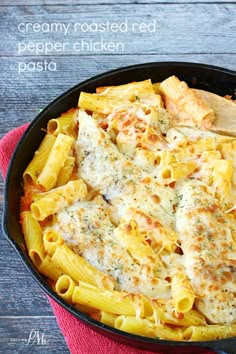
[2,61,236,353]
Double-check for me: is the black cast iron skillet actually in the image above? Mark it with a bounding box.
[3,62,236,354]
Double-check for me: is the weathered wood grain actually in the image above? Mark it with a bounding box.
[0,4,235,56]
[0,317,69,353]
[0,0,234,5]
[0,0,233,6]
[0,239,52,315]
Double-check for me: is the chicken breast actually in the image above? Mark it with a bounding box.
[76,110,176,229]
[176,180,236,324]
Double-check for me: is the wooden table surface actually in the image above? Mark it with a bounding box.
[0,0,235,353]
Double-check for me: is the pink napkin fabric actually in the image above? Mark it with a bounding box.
[0,125,216,354]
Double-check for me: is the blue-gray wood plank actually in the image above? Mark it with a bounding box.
[0,1,235,353]
[1,4,235,56]
[0,0,235,4]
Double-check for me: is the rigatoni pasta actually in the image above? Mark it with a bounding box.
[47,108,79,137]
[38,255,64,282]
[51,243,115,290]
[21,211,45,267]
[170,266,195,313]
[31,179,88,220]
[23,134,56,185]
[160,75,215,128]
[36,133,75,191]
[20,76,236,342]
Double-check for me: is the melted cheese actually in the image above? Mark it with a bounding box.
[76,110,176,228]
[75,111,236,325]
[50,197,170,299]
[176,180,236,324]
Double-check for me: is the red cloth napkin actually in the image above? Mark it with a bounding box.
[0,125,216,354]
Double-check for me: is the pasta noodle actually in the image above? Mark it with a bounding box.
[71,282,147,317]
[31,179,88,220]
[115,316,183,340]
[47,108,79,137]
[21,211,45,267]
[23,134,56,185]
[38,255,64,282]
[170,266,195,313]
[159,75,215,128]
[51,244,115,290]
[36,133,75,191]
